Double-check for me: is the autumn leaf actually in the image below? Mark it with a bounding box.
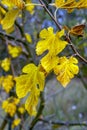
[41,53,59,73]
[25,33,32,43]
[25,88,40,116]
[12,118,21,128]
[54,56,79,87]
[2,97,20,117]
[64,24,85,36]
[2,0,25,9]
[5,26,15,34]
[55,0,76,13]
[25,0,35,14]
[1,58,11,72]
[36,27,68,56]
[0,7,6,24]
[55,0,87,12]
[8,45,22,58]
[69,24,85,36]
[15,63,45,116]
[1,8,20,30]
[76,0,87,9]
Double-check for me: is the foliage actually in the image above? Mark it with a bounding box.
[0,0,87,130]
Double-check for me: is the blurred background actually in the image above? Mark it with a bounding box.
[0,0,87,130]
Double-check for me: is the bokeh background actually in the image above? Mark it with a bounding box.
[0,0,87,130]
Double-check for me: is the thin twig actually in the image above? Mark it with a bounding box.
[0,114,10,130]
[39,118,87,127]
[0,31,25,44]
[25,3,44,7]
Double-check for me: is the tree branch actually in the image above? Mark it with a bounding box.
[0,114,10,130]
[39,118,87,127]
[0,31,25,44]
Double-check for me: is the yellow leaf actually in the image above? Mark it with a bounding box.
[25,0,35,14]
[40,27,54,39]
[76,0,87,9]
[1,8,20,30]
[15,63,45,116]
[55,0,76,12]
[15,75,30,98]
[0,6,6,24]
[2,75,14,93]
[55,0,87,12]
[36,27,54,55]
[22,63,37,73]
[41,53,59,73]
[16,64,45,98]
[5,26,14,34]
[54,56,79,87]
[25,33,32,43]
[18,105,25,114]
[2,0,25,9]
[8,45,22,58]
[1,0,14,8]
[25,88,40,116]
[0,6,6,15]
[12,118,21,128]
[1,58,11,72]
[36,27,68,56]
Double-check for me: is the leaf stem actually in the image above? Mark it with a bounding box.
[25,3,44,7]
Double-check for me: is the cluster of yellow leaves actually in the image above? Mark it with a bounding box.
[36,27,68,72]
[55,0,87,13]
[2,97,20,117]
[15,64,45,116]
[12,118,21,128]
[0,58,11,71]
[36,27,79,87]
[0,75,14,93]
[8,45,22,58]
[0,0,82,118]
[15,27,79,117]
